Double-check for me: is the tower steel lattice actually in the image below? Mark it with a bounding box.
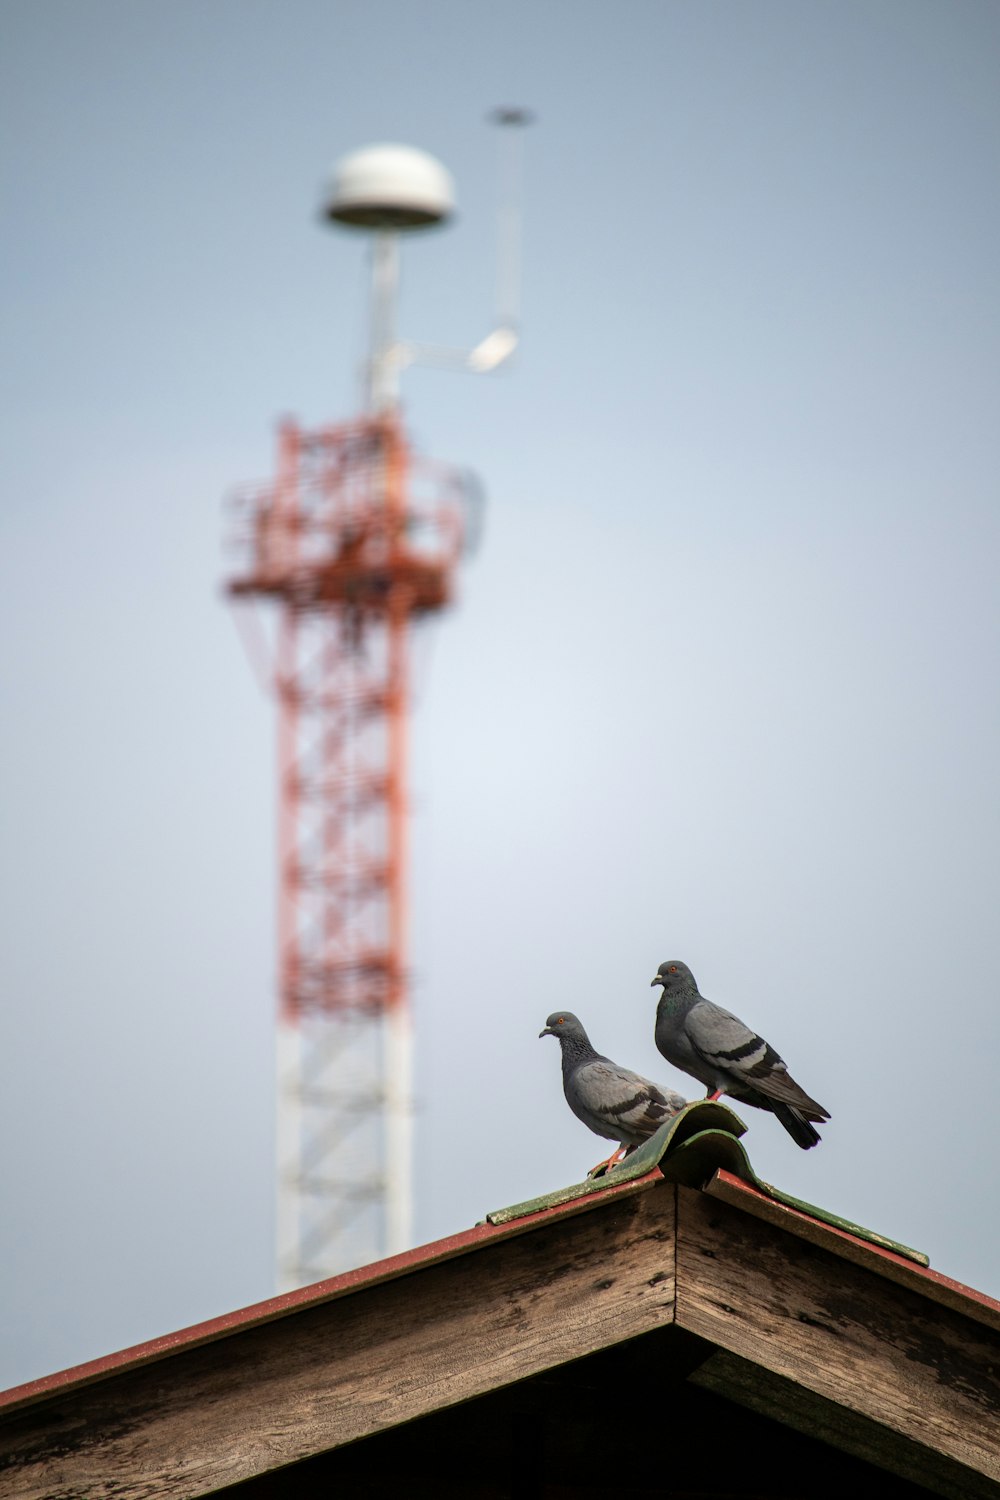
[228,412,469,1286]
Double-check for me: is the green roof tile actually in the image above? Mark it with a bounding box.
[484,1099,929,1267]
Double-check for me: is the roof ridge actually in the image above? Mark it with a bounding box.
[484,1098,929,1266]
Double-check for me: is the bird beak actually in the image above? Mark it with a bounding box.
[538,1027,553,1039]
[650,975,664,987]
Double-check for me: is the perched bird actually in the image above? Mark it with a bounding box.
[650,960,830,1150]
[540,1011,687,1173]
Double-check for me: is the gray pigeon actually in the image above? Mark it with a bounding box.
[540,1011,687,1171]
[650,960,830,1150]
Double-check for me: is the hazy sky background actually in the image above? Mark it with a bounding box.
[2,0,999,1389]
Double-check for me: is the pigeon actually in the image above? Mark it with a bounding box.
[650,960,830,1150]
[540,1011,687,1172]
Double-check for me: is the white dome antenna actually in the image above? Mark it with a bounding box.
[323,143,455,231]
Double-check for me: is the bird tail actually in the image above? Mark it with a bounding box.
[771,1100,822,1150]
[756,1071,830,1122]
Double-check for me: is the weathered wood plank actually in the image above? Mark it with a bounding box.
[675,1186,1000,1487]
[705,1169,1000,1332]
[0,1167,663,1422]
[691,1349,997,1500]
[0,1185,679,1500]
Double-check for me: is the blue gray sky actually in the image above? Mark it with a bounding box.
[2,0,999,1388]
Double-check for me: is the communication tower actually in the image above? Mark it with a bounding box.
[227,121,527,1289]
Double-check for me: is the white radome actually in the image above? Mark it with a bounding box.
[323,143,455,231]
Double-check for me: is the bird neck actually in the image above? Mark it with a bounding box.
[559,1032,598,1075]
[657,985,696,1021]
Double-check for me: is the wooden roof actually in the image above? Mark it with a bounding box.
[1,1103,997,1499]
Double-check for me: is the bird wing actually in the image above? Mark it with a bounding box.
[684,1000,828,1118]
[577,1060,685,1140]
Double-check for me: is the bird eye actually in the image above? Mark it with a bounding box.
[557,1016,565,1025]
[669,965,677,973]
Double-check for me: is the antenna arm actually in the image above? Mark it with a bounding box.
[393,325,518,375]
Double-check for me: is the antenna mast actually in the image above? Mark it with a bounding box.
[227,117,528,1288]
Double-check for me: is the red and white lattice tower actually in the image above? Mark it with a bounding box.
[226,128,526,1289]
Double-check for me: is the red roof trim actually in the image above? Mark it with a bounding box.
[6,1161,997,1416]
[708,1169,1000,1328]
[0,1162,664,1416]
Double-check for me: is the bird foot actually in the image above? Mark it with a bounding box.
[705,1089,723,1102]
[587,1145,629,1178]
